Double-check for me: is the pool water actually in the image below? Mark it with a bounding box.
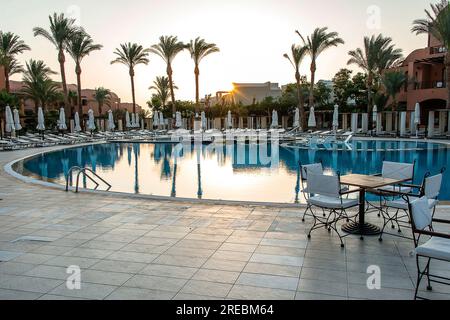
[16,140,450,203]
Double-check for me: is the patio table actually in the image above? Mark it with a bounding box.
[340,174,408,238]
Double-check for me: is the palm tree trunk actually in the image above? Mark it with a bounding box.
[99,102,103,116]
[4,67,9,93]
[367,75,373,114]
[58,49,70,116]
[34,100,39,114]
[296,72,306,130]
[195,64,200,115]
[76,63,82,115]
[167,64,176,116]
[130,67,136,114]
[309,61,316,107]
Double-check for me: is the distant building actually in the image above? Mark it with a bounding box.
[8,80,140,115]
[385,32,448,117]
[210,82,283,106]
[231,82,282,105]
[118,102,143,114]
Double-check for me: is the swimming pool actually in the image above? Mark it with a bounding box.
[13,140,450,203]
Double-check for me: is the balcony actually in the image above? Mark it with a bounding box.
[430,46,447,54]
[414,80,446,90]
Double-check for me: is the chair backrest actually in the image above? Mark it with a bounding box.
[307,173,341,198]
[381,161,415,181]
[409,196,433,231]
[301,163,323,181]
[423,173,443,199]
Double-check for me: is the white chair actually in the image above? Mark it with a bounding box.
[378,160,416,193]
[300,162,326,222]
[305,172,359,248]
[408,196,450,300]
[300,162,349,221]
[367,160,416,216]
[379,170,444,241]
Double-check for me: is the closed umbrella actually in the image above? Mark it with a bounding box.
[201,111,206,130]
[414,102,420,138]
[13,108,22,131]
[153,111,159,128]
[131,113,136,128]
[175,111,182,128]
[227,110,232,128]
[271,110,278,128]
[135,113,140,129]
[372,105,378,123]
[159,111,164,127]
[36,106,45,131]
[5,105,15,134]
[293,108,300,128]
[58,107,67,131]
[332,104,339,133]
[125,111,131,128]
[107,109,115,131]
[308,106,316,128]
[74,112,82,132]
[5,105,15,139]
[87,109,96,132]
[372,105,378,135]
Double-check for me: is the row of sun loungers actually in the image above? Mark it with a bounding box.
[2,125,446,151]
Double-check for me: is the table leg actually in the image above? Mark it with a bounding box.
[341,188,381,237]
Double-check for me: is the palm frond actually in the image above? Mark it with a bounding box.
[111,42,150,68]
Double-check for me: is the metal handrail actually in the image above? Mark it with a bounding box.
[65,166,111,193]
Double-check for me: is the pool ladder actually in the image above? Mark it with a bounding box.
[65,166,111,193]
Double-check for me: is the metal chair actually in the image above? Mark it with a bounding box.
[379,169,445,241]
[305,172,360,248]
[408,196,450,300]
[300,161,349,222]
[367,160,416,216]
[300,162,324,222]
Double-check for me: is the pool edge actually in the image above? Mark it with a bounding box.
[4,139,450,208]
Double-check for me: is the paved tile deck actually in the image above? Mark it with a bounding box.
[0,146,449,300]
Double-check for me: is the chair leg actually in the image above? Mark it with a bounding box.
[426,258,433,291]
[414,255,423,300]
[378,207,390,242]
[307,213,319,239]
[301,204,311,222]
[377,196,382,217]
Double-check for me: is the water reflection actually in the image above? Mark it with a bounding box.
[20,141,450,203]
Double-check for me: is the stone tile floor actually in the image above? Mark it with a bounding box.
[0,146,449,300]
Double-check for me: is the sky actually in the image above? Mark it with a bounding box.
[0,0,433,110]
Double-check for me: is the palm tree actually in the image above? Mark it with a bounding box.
[296,27,344,108]
[412,0,450,107]
[382,71,406,112]
[6,58,25,79]
[284,44,308,130]
[0,31,30,92]
[68,90,78,112]
[93,87,111,115]
[187,37,219,114]
[33,13,78,113]
[347,34,403,116]
[111,43,150,113]
[66,30,102,115]
[150,36,186,115]
[149,76,178,109]
[382,71,407,136]
[21,59,59,113]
